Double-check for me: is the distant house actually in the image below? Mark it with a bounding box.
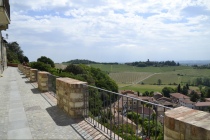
[188,90,201,97]
[133,107,155,119]
[205,98,210,102]
[121,90,136,95]
[194,102,210,111]
[115,93,154,113]
[153,92,163,100]
[180,99,195,109]
[170,93,190,104]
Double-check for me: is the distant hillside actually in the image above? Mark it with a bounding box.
[62,59,119,65]
[178,60,210,66]
[62,59,97,64]
[126,60,179,67]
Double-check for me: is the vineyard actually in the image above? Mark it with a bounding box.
[109,72,153,84]
[56,63,210,88]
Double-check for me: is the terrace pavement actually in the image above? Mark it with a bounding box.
[0,67,109,139]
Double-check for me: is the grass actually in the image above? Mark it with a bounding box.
[109,72,153,84]
[143,69,210,85]
[90,64,192,73]
[118,84,199,93]
[57,63,210,91]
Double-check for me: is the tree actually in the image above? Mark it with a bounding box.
[157,79,162,85]
[190,91,199,102]
[6,42,25,63]
[37,56,55,67]
[186,84,189,90]
[205,88,210,98]
[30,61,52,71]
[177,84,181,93]
[162,87,175,97]
[182,86,188,95]
[23,56,29,63]
[64,64,85,75]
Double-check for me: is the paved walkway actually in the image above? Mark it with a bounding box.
[0,67,109,139]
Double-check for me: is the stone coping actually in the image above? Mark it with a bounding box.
[164,106,210,140]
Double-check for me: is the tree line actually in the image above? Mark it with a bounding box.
[6,42,29,63]
[126,60,179,67]
[62,59,119,65]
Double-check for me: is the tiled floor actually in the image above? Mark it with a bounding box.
[0,67,110,139]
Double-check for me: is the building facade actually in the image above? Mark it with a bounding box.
[0,0,10,74]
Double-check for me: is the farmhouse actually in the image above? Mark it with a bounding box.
[194,102,210,111]
[170,93,190,104]
[180,99,195,109]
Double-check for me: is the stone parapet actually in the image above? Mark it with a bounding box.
[23,66,27,75]
[30,69,38,82]
[25,67,31,78]
[56,78,87,118]
[38,71,49,92]
[18,64,23,72]
[164,106,210,140]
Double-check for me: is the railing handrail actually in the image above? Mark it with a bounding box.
[83,84,173,110]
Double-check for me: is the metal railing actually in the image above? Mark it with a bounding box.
[83,85,172,140]
[1,0,10,19]
[48,74,58,96]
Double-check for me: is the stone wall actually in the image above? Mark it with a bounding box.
[38,71,49,92]
[56,78,88,118]
[25,67,31,78]
[164,106,210,140]
[18,64,88,118]
[30,69,38,82]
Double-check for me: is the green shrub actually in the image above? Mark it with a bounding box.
[30,61,52,71]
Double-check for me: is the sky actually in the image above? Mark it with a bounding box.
[2,0,210,63]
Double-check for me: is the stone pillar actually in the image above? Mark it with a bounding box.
[56,78,87,118]
[30,69,38,82]
[164,106,210,140]
[38,71,49,92]
[23,66,27,75]
[26,67,31,78]
[18,64,21,71]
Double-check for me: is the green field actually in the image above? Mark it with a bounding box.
[109,72,153,84]
[57,63,210,92]
[143,69,210,85]
[118,84,199,93]
[90,64,191,73]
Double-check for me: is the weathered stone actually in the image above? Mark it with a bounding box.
[164,106,210,140]
[56,78,87,118]
[38,71,49,92]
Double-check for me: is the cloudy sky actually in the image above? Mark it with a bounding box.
[2,0,210,63]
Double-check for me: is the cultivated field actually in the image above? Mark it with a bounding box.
[143,69,210,85]
[118,84,199,93]
[56,63,210,92]
[89,64,191,73]
[109,72,153,84]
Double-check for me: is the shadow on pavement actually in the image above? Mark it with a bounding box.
[46,106,87,140]
[31,88,41,94]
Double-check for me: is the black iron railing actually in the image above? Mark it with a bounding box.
[48,74,58,96]
[83,85,172,140]
[1,0,10,19]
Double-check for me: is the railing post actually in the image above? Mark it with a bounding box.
[56,78,87,118]
[30,69,38,82]
[23,66,27,75]
[25,67,31,78]
[38,71,49,92]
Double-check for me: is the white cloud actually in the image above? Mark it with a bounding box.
[3,0,210,62]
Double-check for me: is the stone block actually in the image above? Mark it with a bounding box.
[164,106,210,140]
[38,71,49,92]
[56,77,87,118]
